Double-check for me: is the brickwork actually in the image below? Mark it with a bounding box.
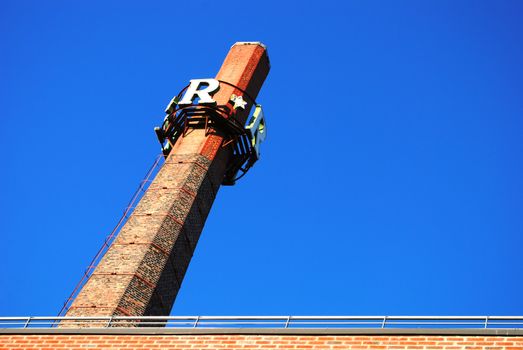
[64,43,270,319]
[1,334,522,350]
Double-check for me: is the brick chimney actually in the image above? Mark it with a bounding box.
[64,42,270,321]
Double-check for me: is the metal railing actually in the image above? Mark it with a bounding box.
[57,154,164,317]
[1,316,522,329]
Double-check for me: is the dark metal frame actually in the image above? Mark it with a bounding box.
[155,82,261,186]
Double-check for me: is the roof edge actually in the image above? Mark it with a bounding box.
[2,328,522,336]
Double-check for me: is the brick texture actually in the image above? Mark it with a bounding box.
[64,43,270,320]
[1,334,522,350]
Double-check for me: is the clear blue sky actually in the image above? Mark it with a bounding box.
[1,1,522,317]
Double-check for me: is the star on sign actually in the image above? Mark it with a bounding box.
[230,94,248,110]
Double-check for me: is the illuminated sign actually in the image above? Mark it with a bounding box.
[157,78,267,184]
[178,79,220,106]
[246,105,266,159]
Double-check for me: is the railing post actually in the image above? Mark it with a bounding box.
[381,316,387,329]
[284,316,291,329]
[193,316,200,328]
[23,317,32,329]
[106,316,113,328]
[484,316,489,329]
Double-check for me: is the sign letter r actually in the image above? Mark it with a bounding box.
[178,79,220,105]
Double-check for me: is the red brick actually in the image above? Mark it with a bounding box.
[1,334,523,349]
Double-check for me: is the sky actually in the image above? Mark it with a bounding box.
[1,1,523,318]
